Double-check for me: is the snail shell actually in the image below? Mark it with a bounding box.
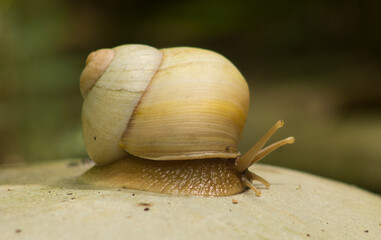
[80,44,249,165]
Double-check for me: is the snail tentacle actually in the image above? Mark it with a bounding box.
[249,136,295,167]
[235,120,285,173]
[245,170,271,188]
[241,174,261,197]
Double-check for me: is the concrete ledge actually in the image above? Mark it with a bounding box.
[1,159,380,239]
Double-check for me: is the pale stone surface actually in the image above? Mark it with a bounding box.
[0,159,380,240]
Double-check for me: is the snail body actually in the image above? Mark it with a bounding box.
[79,44,294,196]
[80,157,246,196]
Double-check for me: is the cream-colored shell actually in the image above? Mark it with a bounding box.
[80,44,249,165]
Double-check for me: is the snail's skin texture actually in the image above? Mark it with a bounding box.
[79,155,263,196]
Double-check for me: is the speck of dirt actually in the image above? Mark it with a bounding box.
[225,145,230,151]
[67,193,73,195]
[306,234,310,237]
[7,188,12,191]
[138,203,151,207]
[71,197,75,200]
[118,189,121,191]
[296,185,301,190]
[132,193,135,196]
[144,208,149,211]
[67,161,79,167]
[94,136,96,141]
[15,229,22,234]
[48,191,51,193]
[364,230,369,233]
[232,199,238,204]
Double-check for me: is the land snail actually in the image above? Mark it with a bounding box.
[78,44,295,197]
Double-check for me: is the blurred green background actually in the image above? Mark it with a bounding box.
[1,0,380,193]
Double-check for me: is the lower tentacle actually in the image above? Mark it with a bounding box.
[245,171,271,188]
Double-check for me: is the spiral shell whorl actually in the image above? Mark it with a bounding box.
[121,47,249,160]
[80,49,114,97]
[81,45,162,165]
